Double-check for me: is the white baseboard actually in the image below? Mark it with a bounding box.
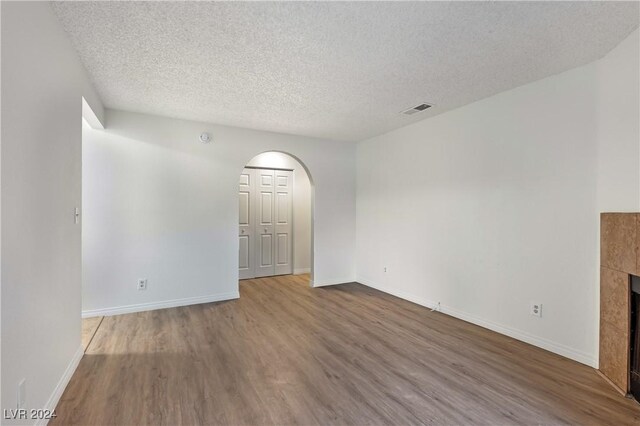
[82,291,239,318]
[36,344,84,426]
[312,277,355,287]
[294,268,311,275]
[356,276,597,368]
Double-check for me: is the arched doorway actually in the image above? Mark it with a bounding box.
[238,151,314,285]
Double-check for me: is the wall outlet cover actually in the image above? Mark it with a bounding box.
[530,302,542,317]
[17,378,26,409]
[137,279,148,290]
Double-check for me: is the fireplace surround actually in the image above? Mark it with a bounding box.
[631,278,639,399]
[599,213,640,401]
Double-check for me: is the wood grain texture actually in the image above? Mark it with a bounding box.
[54,275,640,425]
[81,316,103,352]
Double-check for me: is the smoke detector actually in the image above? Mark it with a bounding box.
[402,103,433,115]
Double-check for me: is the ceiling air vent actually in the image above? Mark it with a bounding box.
[402,103,433,115]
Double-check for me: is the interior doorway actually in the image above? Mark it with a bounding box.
[239,152,313,284]
[81,97,106,352]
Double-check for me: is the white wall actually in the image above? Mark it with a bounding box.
[1,1,104,421]
[356,29,640,367]
[245,152,312,274]
[596,30,640,211]
[82,109,355,316]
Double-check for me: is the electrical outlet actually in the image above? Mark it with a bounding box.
[17,378,26,409]
[530,302,542,317]
[137,279,148,291]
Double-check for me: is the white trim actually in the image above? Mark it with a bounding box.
[356,276,597,368]
[312,277,355,287]
[294,268,311,275]
[82,291,239,318]
[36,344,84,426]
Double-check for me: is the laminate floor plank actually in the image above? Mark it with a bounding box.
[82,316,104,352]
[54,275,640,425]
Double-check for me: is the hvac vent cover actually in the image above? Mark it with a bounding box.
[402,103,433,115]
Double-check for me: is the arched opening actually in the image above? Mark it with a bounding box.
[238,151,314,286]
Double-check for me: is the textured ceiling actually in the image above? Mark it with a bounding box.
[52,1,639,142]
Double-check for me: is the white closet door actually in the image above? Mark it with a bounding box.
[238,168,256,279]
[255,169,276,277]
[274,170,293,275]
[240,167,294,279]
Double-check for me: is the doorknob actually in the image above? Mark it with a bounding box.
[264,228,268,233]
[241,229,245,234]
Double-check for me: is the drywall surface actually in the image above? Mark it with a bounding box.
[82,109,355,315]
[245,152,312,274]
[1,1,104,421]
[356,29,639,367]
[596,29,640,212]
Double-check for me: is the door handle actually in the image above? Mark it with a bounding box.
[264,228,268,233]
[241,229,245,234]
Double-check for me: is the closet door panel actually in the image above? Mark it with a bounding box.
[238,169,255,279]
[255,169,276,277]
[274,170,293,275]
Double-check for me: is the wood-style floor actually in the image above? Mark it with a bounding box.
[81,316,104,352]
[54,275,640,425]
